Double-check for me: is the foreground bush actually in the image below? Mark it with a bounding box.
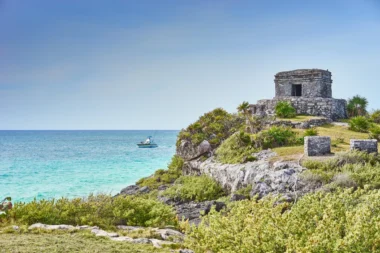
[163,175,225,202]
[184,188,380,252]
[4,194,177,229]
[370,109,380,124]
[302,151,380,188]
[275,101,296,118]
[215,131,257,164]
[137,155,184,189]
[176,108,244,147]
[349,116,371,133]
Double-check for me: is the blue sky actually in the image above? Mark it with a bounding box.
[1,0,380,130]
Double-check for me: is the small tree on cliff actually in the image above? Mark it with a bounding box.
[347,95,368,117]
[237,101,261,133]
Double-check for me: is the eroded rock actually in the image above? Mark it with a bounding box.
[177,140,212,161]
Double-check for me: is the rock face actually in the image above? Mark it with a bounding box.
[177,140,212,161]
[175,201,226,225]
[350,139,378,153]
[119,185,150,195]
[304,136,331,156]
[183,151,312,200]
[267,117,331,129]
[249,69,347,120]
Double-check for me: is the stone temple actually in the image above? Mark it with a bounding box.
[250,69,347,120]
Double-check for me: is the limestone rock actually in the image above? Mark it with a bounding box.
[28,223,75,230]
[175,200,226,225]
[154,228,184,241]
[91,228,119,237]
[176,140,212,161]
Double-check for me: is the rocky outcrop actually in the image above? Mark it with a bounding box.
[183,151,315,201]
[119,185,150,195]
[267,117,331,129]
[176,140,212,161]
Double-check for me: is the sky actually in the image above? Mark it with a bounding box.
[1,0,380,130]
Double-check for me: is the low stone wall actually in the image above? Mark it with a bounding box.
[304,136,331,156]
[266,117,331,129]
[250,97,347,120]
[350,139,378,153]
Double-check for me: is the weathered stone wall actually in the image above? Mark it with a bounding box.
[275,69,332,98]
[304,136,331,156]
[350,139,378,153]
[250,97,347,120]
[266,117,332,129]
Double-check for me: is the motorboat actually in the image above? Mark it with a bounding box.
[137,136,158,148]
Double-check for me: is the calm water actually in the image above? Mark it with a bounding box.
[0,130,178,202]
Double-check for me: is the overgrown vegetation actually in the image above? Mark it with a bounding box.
[349,116,371,133]
[370,109,380,124]
[136,155,184,189]
[347,95,368,117]
[303,127,318,137]
[302,151,380,189]
[176,108,244,147]
[1,194,177,230]
[163,175,225,202]
[184,188,380,252]
[275,101,296,118]
[255,126,302,149]
[215,131,258,164]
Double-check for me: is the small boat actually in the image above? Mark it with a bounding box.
[137,136,158,148]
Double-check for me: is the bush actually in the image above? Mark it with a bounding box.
[163,175,225,202]
[4,194,177,229]
[347,95,368,117]
[349,116,371,133]
[275,101,296,118]
[177,108,244,148]
[301,151,380,189]
[183,188,380,252]
[137,155,184,189]
[303,127,318,137]
[234,184,252,199]
[369,125,380,141]
[215,131,258,164]
[255,126,301,149]
[370,109,380,124]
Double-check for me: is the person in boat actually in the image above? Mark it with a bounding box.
[143,137,152,144]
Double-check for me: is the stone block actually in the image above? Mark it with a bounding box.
[304,136,331,156]
[350,139,378,153]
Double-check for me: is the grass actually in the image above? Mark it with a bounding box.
[0,229,172,253]
[276,115,323,122]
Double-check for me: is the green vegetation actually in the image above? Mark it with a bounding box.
[234,184,252,199]
[369,125,380,141]
[2,194,177,230]
[302,151,380,188]
[255,126,302,149]
[370,109,380,124]
[349,116,371,133]
[136,155,184,189]
[176,108,244,147]
[163,175,225,202]
[347,95,368,117]
[275,101,296,118]
[184,188,380,252]
[215,131,257,164]
[0,230,172,253]
[303,127,318,137]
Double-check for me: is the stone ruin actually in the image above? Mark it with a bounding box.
[350,139,378,154]
[304,136,331,156]
[250,69,347,120]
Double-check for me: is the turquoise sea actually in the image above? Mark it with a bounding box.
[0,130,178,202]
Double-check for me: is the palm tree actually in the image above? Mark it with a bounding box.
[237,101,250,115]
[347,95,368,117]
[237,101,261,133]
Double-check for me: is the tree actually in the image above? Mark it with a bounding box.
[347,95,368,117]
[237,102,261,133]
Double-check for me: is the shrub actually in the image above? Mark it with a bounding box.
[369,125,380,141]
[176,108,244,148]
[163,175,225,202]
[4,194,177,229]
[303,127,318,137]
[215,131,258,164]
[183,188,380,252]
[234,184,252,199]
[370,109,380,124]
[349,116,371,133]
[137,155,184,189]
[275,101,296,118]
[347,95,368,117]
[255,126,301,149]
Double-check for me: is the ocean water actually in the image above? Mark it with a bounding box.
[0,130,178,202]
